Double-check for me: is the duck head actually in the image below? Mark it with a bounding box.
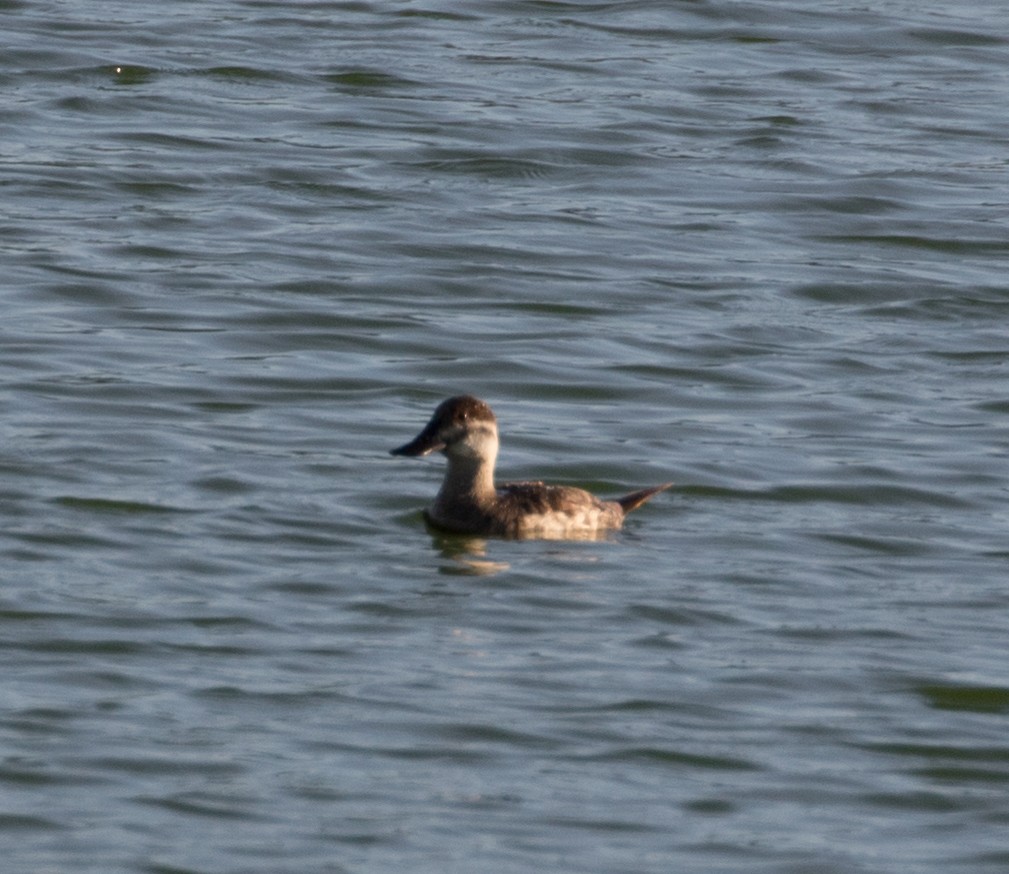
[390,395,499,463]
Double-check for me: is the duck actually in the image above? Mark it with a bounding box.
[390,395,671,539]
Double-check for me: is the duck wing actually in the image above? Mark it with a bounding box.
[498,481,607,514]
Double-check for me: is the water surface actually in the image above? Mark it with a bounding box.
[3,1,1009,872]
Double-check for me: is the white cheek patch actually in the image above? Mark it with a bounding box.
[449,423,498,459]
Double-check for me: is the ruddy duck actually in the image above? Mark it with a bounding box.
[390,395,671,539]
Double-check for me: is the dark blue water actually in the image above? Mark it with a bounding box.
[3,2,1009,872]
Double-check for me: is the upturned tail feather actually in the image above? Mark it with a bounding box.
[617,482,673,515]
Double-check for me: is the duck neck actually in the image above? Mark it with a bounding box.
[437,451,497,509]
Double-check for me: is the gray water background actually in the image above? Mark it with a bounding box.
[3,1,1009,872]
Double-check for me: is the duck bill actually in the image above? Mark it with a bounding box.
[390,422,445,457]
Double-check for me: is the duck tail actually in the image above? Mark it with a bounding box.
[616,482,673,515]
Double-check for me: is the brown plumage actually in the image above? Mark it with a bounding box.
[390,395,671,540]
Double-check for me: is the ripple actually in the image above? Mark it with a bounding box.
[410,154,565,181]
[0,813,65,830]
[52,496,192,514]
[813,234,1009,256]
[916,682,1009,715]
[323,68,424,91]
[135,791,263,821]
[906,27,1007,47]
[580,747,760,772]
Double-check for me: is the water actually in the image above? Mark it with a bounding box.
[3,1,1009,871]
